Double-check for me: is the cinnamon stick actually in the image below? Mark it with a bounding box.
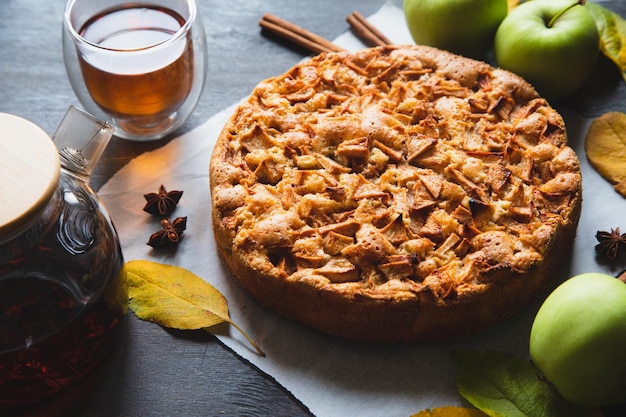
[260,13,345,54]
[347,11,392,47]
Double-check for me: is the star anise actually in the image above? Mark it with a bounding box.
[143,185,183,216]
[147,217,187,248]
[595,228,626,260]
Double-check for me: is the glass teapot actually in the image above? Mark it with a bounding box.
[0,106,127,409]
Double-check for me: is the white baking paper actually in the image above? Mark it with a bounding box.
[99,3,626,416]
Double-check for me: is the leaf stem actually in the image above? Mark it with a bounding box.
[224,319,266,357]
[547,0,586,28]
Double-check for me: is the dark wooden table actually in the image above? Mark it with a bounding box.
[2,1,626,416]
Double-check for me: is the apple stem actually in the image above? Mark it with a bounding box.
[618,271,626,284]
[547,0,586,28]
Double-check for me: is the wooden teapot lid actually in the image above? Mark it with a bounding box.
[0,113,60,242]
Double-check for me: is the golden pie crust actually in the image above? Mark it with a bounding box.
[210,45,582,342]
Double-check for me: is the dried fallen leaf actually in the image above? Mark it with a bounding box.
[586,2,626,82]
[584,111,626,197]
[125,260,265,356]
[411,406,488,417]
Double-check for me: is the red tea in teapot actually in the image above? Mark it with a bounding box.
[0,108,126,410]
[0,193,126,409]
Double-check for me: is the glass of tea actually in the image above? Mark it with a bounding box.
[62,0,207,141]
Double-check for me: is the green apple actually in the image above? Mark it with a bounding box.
[494,0,600,100]
[404,0,508,59]
[529,272,626,407]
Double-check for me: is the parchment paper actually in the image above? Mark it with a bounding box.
[99,4,626,416]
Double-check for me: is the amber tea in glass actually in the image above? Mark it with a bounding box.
[79,6,193,128]
[63,0,207,141]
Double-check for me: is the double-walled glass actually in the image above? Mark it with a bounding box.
[63,0,208,141]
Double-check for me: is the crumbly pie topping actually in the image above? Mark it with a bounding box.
[211,45,580,307]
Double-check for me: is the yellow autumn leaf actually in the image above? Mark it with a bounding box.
[586,2,626,82]
[585,111,626,197]
[508,0,520,12]
[125,260,264,356]
[411,406,488,417]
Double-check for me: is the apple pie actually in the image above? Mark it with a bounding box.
[210,45,582,342]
